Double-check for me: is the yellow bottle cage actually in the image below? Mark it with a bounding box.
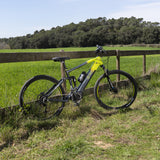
[87,56,103,72]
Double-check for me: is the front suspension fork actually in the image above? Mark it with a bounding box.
[103,67,118,93]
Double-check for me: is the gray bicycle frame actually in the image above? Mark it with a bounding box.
[46,61,99,98]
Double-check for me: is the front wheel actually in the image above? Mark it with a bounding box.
[94,70,137,110]
[19,75,65,120]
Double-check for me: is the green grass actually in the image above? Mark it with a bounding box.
[0,73,160,159]
[0,46,160,159]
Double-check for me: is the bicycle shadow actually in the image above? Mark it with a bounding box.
[0,103,134,152]
[61,102,134,121]
[0,108,60,152]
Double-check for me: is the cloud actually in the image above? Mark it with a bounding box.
[109,2,160,22]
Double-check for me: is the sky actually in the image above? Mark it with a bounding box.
[0,0,160,38]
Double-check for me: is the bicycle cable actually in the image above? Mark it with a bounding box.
[106,56,110,70]
[103,49,110,70]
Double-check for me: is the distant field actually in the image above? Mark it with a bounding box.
[0,46,160,108]
[0,46,160,53]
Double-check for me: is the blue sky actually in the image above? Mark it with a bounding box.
[0,0,160,38]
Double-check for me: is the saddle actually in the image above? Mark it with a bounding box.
[52,57,70,62]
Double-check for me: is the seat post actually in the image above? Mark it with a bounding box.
[61,61,66,92]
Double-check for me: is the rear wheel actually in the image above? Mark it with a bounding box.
[19,75,65,120]
[94,70,137,110]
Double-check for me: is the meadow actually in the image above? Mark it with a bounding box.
[0,46,160,159]
[0,46,160,108]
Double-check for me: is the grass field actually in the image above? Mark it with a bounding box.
[0,46,160,108]
[0,46,160,159]
[0,73,160,159]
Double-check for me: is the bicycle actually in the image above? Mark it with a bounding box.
[19,45,137,120]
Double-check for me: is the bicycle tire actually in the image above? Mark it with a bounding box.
[94,70,137,110]
[19,75,65,120]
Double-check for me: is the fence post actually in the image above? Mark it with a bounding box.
[143,54,146,75]
[61,62,66,92]
[116,50,120,81]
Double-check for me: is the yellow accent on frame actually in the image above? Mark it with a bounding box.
[87,56,103,72]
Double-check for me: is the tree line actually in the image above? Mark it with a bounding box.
[0,17,160,49]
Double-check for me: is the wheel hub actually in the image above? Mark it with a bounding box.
[37,92,47,106]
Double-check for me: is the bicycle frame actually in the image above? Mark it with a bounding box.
[66,56,105,93]
[47,56,105,98]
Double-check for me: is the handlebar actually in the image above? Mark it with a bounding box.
[96,45,107,56]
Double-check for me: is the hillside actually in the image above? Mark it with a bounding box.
[0,72,160,159]
[0,17,160,49]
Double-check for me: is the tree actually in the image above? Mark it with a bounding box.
[141,27,160,44]
[1,17,160,49]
